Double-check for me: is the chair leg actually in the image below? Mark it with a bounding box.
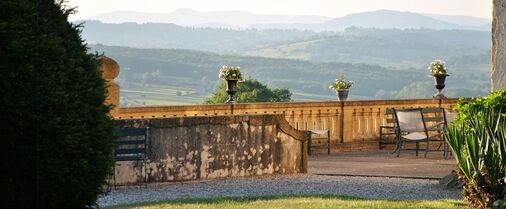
[415,142,419,156]
[112,163,117,189]
[379,127,384,147]
[396,140,402,157]
[307,133,312,156]
[443,142,447,159]
[392,133,401,154]
[327,131,331,155]
[424,140,429,158]
[144,159,148,187]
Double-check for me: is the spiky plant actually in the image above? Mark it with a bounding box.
[447,108,506,209]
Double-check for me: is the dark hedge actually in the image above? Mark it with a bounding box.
[0,0,117,208]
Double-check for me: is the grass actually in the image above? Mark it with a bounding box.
[104,195,467,209]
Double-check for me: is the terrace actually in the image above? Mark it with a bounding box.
[103,57,458,185]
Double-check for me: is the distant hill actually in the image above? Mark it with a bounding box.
[424,13,491,26]
[79,21,490,68]
[244,27,491,68]
[320,10,489,31]
[80,9,331,28]
[78,21,318,54]
[77,9,491,32]
[88,44,489,105]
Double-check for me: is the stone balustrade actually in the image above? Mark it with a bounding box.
[115,99,458,147]
[101,56,459,152]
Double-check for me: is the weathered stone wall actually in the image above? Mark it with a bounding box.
[493,0,506,90]
[115,98,458,152]
[113,114,308,185]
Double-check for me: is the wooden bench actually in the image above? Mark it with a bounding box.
[113,127,149,185]
[307,129,330,155]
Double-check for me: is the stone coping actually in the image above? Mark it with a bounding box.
[116,114,308,141]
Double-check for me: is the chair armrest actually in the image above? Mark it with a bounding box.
[427,121,445,131]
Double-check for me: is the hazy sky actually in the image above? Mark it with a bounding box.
[68,0,492,20]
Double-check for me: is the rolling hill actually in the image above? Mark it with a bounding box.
[244,27,491,68]
[320,10,489,31]
[77,9,491,32]
[79,8,330,27]
[88,44,489,106]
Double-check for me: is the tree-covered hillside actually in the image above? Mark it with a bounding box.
[81,21,490,70]
[245,27,491,68]
[80,21,319,54]
[89,44,489,106]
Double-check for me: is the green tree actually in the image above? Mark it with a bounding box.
[1,0,116,208]
[394,81,433,99]
[204,78,292,104]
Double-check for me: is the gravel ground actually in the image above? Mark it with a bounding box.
[97,174,462,207]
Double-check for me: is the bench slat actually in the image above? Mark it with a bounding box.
[116,139,146,145]
[119,127,147,136]
[114,155,145,161]
[115,148,146,155]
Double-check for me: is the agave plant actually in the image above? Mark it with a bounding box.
[446,108,506,209]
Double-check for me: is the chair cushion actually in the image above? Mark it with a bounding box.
[402,132,428,141]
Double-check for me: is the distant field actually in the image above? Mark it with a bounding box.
[119,84,374,106]
[120,84,208,106]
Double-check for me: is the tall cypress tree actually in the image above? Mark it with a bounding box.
[0,0,116,208]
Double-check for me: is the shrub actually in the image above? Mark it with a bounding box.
[447,90,506,209]
[455,90,506,122]
[1,0,116,208]
[204,78,292,104]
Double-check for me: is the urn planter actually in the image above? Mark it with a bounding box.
[337,89,349,101]
[433,74,449,98]
[225,79,238,103]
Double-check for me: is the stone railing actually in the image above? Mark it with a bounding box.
[115,99,458,145]
[101,57,459,152]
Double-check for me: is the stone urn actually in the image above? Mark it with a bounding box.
[433,74,449,98]
[225,79,238,103]
[337,89,349,101]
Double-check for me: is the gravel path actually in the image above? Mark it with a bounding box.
[98,174,462,207]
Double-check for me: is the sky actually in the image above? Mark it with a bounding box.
[67,0,492,20]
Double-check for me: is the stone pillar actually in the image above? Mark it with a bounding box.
[100,56,120,117]
[492,0,506,91]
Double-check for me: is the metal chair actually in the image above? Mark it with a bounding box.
[379,108,397,148]
[113,127,148,186]
[424,108,457,158]
[393,108,431,157]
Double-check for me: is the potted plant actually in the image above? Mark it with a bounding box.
[429,60,449,98]
[329,76,353,101]
[219,65,242,103]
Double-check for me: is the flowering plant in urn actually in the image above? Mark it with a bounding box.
[329,76,353,101]
[428,60,448,76]
[329,76,353,91]
[219,65,242,103]
[428,59,449,98]
[219,66,242,80]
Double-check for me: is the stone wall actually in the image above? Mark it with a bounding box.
[115,98,458,151]
[113,114,308,185]
[493,0,506,90]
